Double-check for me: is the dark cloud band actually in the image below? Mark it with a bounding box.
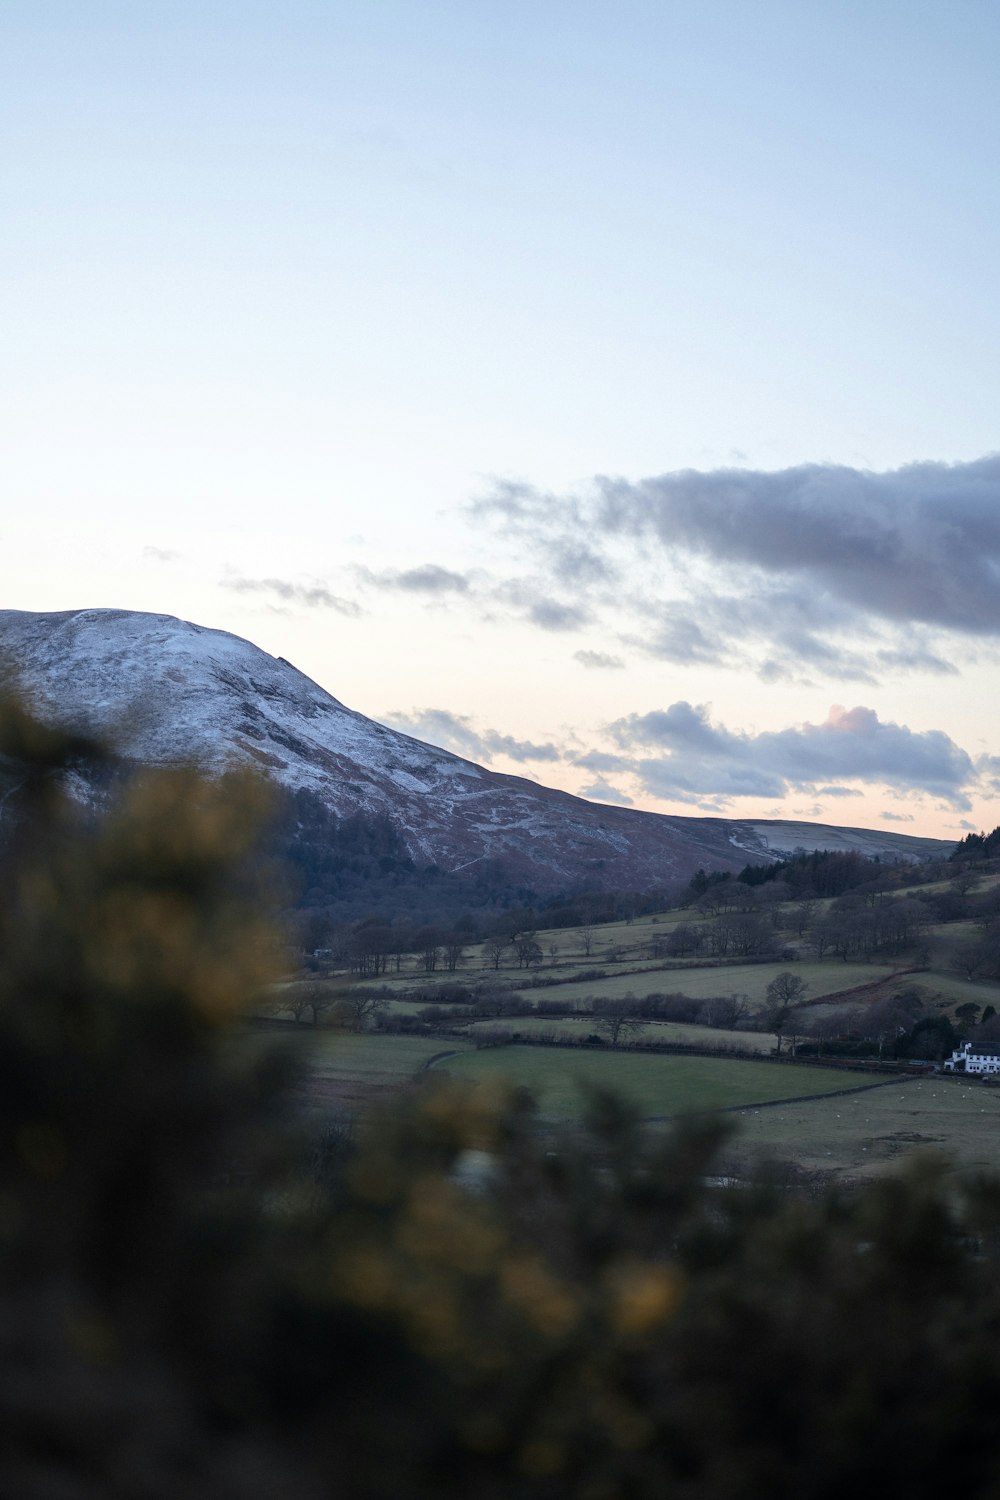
[221,577,361,615]
[472,454,1000,680]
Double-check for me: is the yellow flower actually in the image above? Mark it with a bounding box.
[607,1260,683,1335]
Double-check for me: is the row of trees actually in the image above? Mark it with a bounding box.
[298,915,475,977]
[296,883,974,1001]
[283,825,1000,974]
[950,824,1000,861]
[735,847,927,898]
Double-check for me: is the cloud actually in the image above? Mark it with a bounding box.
[874,646,959,676]
[527,599,590,632]
[356,556,596,639]
[608,700,975,808]
[579,779,634,806]
[492,579,589,631]
[550,540,617,586]
[975,754,1000,792]
[573,650,625,670]
[469,477,556,526]
[612,701,732,756]
[760,631,880,685]
[484,732,562,763]
[395,564,470,593]
[143,546,180,563]
[222,577,361,615]
[471,454,1000,678]
[594,456,1000,635]
[359,563,472,594]
[881,811,915,822]
[573,750,632,773]
[635,755,786,804]
[626,608,726,667]
[384,707,562,766]
[383,708,484,761]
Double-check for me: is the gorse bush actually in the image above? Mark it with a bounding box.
[4,698,1000,1498]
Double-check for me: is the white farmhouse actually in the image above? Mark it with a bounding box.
[943,1041,1000,1075]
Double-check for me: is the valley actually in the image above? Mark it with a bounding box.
[276,858,1000,1184]
[4,606,998,1184]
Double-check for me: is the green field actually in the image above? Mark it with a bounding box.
[432,1044,875,1120]
[796,969,1000,1025]
[465,1015,780,1052]
[308,1031,470,1079]
[894,970,1000,1010]
[296,1032,473,1111]
[520,959,893,1010]
[725,1075,1000,1182]
[293,1028,1000,1186]
[277,956,901,1021]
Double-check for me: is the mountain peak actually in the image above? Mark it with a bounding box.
[0,608,955,890]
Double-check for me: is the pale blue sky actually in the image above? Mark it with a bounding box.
[3,2,1000,837]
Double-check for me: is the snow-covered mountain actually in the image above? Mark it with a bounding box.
[0,609,955,890]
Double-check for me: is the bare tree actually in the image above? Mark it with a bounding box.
[514,935,544,969]
[761,1004,791,1055]
[483,937,512,970]
[443,937,466,973]
[808,1009,856,1058]
[286,981,332,1026]
[765,972,808,1010]
[331,990,388,1032]
[859,990,924,1058]
[708,912,775,959]
[791,899,815,936]
[414,924,446,974]
[704,992,752,1030]
[347,920,393,977]
[594,999,645,1047]
[663,923,702,957]
[581,922,596,958]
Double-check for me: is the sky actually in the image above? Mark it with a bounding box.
[3,0,1000,841]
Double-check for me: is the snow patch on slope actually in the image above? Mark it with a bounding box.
[0,609,955,889]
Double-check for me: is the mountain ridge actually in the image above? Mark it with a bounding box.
[0,608,955,891]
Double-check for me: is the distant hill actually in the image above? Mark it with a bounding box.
[0,609,956,900]
[725,818,950,865]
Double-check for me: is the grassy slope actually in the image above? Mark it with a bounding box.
[433,1045,875,1120]
[889,970,1000,1008]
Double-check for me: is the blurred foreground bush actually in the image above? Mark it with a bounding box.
[4,701,1000,1497]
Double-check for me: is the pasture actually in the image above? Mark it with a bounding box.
[800,969,1000,1028]
[724,1075,1000,1183]
[299,1032,472,1112]
[516,959,893,1011]
[431,1044,876,1121]
[464,1015,780,1053]
[896,969,1000,1009]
